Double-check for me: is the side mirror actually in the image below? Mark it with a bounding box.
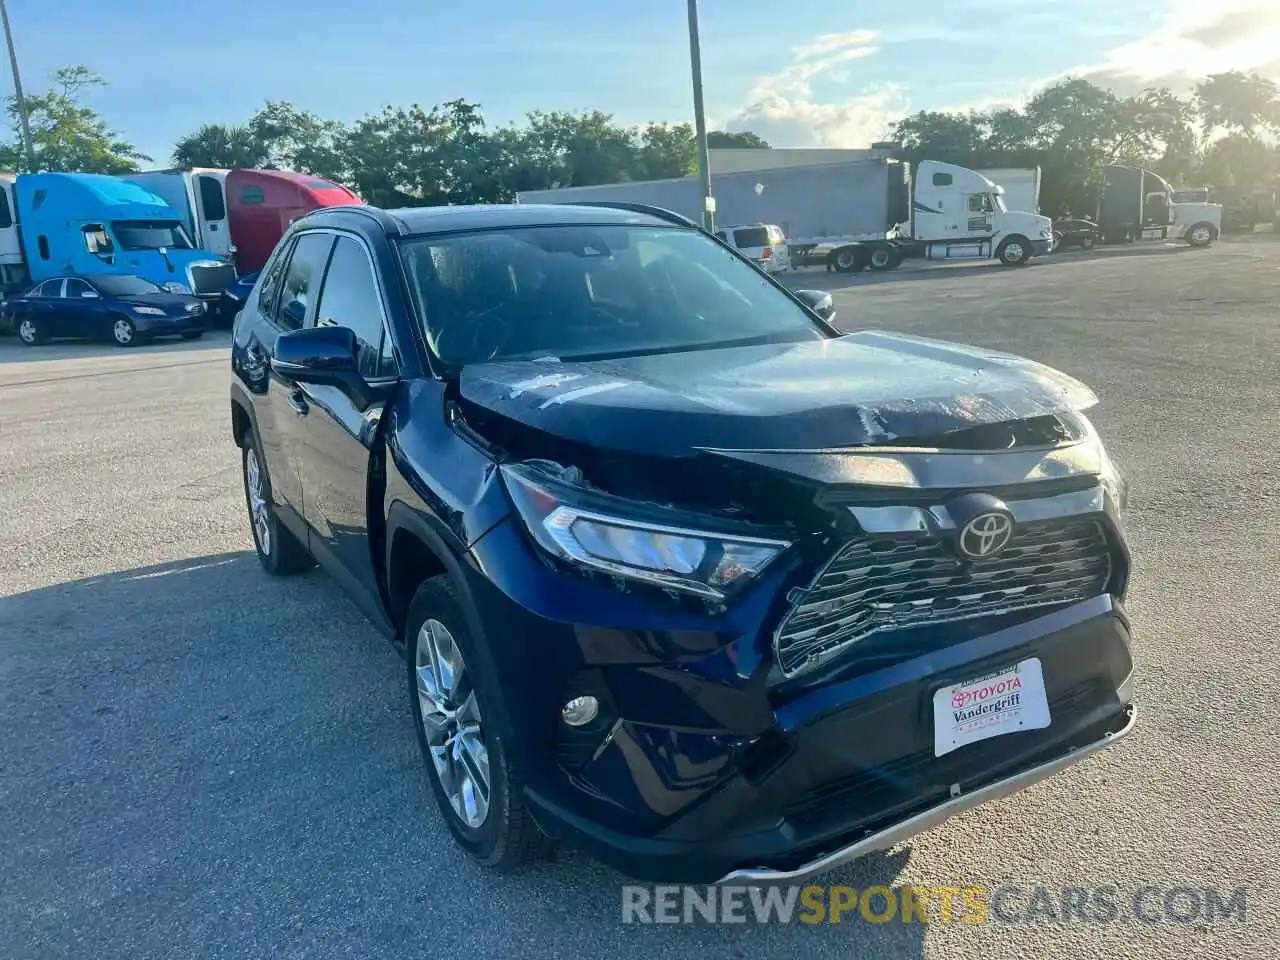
[271,325,373,409]
[229,244,238,254]
[795,289,836,322]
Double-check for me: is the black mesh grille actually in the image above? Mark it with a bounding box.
[188,262,237,296]
[774,518,1112,677]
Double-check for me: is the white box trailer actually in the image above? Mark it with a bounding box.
[517,159,1053,270]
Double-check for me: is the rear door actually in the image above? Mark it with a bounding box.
[288,232,399,617]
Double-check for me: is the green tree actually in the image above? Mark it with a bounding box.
[706,130,770,149]
[248,101,348,180]
[0,66,148,173]
[172,123,271,168]
[1194,71,1279,138]
[634,122,695,179]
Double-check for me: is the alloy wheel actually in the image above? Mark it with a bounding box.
[415,618,491,828]
[1191,226,1211,245]
[1003,242,1025,263]
[17,319,36,344]
[245,447,271,556]
[113,319,134,345]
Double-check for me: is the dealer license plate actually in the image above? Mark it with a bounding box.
[932,658,1051,757]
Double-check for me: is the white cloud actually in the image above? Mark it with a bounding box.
[726,30,907,147]
[1060,1,1280,94]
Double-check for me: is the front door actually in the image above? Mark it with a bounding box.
[287,232,399,618]
[913,168,964,241]
[253,230,335,530]
[196,174,232,258]
[61,277,106,338]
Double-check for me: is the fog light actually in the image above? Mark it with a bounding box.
[561,696,600,727]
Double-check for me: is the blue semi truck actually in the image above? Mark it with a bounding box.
[0,172,235,301]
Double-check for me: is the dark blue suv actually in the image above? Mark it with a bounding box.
[229,202,1136,883]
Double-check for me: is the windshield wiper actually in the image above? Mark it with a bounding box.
[538,331,816,363]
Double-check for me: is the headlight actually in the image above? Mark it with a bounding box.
[501,462,790,600]
[163,281,192,294]
[1080,416,1128,516]
[133,306,167,316]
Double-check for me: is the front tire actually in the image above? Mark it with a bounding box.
[241,431,313,576]
[111,316,138,347]
[407,575,548,869]
[996,235,1032,266]
[1187,222,1216,248]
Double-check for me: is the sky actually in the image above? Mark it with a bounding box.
[4,0,1280,166]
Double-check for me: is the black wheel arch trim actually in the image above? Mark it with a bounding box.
[229,380,261,447]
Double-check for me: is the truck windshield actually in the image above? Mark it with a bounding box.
[110,220,194,251]
[398,224,829,369]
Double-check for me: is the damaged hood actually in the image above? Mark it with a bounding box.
[459,331,1098,458]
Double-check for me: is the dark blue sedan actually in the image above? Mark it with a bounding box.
[4,274,208,347]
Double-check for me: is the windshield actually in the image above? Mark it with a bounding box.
[398,224,828,367]
[90,275,166,296]
[110,220,194,251]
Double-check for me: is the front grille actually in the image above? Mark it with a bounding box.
[774,518,1112,677]
[188,262,237,296]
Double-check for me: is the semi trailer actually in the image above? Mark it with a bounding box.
[516,159,1053,270]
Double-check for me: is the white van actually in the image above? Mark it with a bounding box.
[715,223,791,274]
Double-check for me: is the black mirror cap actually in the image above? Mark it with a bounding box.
[271,325,373,409]
[796,289,836,321]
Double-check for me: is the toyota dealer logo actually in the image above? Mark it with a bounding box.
[957,511,1014,560]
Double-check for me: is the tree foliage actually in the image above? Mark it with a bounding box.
[891,71,1280,218]
[0,66,148,173]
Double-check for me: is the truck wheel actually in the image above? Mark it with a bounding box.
[996,236,1031,266]
[865,248,906,271]
[407,575,550,869]
[1187,222,1216,247]
[830,247,864,274]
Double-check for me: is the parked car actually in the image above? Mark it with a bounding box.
[213,269,260,328]
[1052,218,1101,251]
[714,223,791,274]
[4,274,207,347]
[230,201,1135,884]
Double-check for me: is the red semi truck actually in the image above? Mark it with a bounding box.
[226,169,363,273]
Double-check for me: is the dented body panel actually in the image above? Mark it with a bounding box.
[459,331,1098,457]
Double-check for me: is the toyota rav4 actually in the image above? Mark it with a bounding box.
[229,201,1136,883]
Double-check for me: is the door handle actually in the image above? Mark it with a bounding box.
[288,389,309,416]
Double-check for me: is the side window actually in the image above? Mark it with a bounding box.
[313,235,391,379]
[257,237,295,316]
[82,224,115,257]
[240,185,266,206]
[37,235,49,260]
[932,172,953,186]
[274,232,334,331]
[0,191,11,228]
[967,194,989,214]
[198,176,226,221]
[64,278,92,298]
[31,279,59,297]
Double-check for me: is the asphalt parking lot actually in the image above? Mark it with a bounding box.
[3,242,1277,959]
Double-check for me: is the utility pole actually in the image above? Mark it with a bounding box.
[0,0,35,171]
[686,0,715,233]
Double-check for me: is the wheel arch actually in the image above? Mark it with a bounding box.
[385,501,471,639]
[229,384,259,448]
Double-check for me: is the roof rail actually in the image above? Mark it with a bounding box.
[559,200,701,230]
[301,203,406,236]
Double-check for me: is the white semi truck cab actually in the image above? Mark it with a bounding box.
[825,161,1054,272]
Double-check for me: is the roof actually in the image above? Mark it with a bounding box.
[384,202,684,235]
[21,172,170,208]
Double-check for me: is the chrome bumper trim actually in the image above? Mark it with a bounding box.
[715,706,1137,884]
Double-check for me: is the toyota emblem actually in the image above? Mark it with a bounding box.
[957,511,1014,560]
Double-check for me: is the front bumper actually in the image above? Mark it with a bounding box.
[1032,238,1053,257]
[133,311,206,335]
[463,513,1135,884]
